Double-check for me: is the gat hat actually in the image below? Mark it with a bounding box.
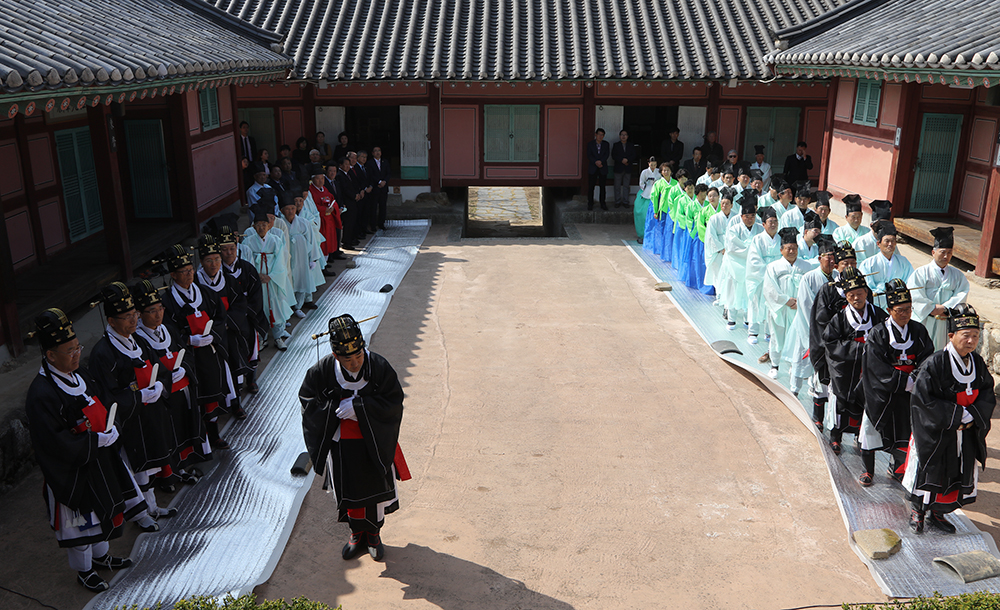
[838,267,868,293]
[719,186,737,202]
[834,240,857,263]
[814,191,832,208]
[131,280,163,311]
[772,179,789,194]
[328,314,366,356]
[250,203,273,223]
[217,225,241,245]
[884,278,912,308]
[740,193,758,215]
[796,182,813,200]
[754,144,765,155]
[778,227,799,246]
[34,308,76,351]
[100,281,135,317]
[870,200,892,222]
[749,169,764,182]
[309,163,326,178]
[164,244,193,272]
[931,226,955,249]
[758,205,777,222]
[816,233,837,255]
[948,303,981,333]
[198,233,221,258]
[875,221,898,240]
[804,215,823,231]
[843,194,863,214]
[278,189,297,209]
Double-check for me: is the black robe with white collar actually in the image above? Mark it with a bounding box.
[163,281,233,410]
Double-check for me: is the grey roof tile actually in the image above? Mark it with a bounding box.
[768,0,1000,72]
[207,0,851,81]
[0,0,292,94]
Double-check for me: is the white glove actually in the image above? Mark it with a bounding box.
[905,376,915,393]
[309,260,316,269]
[961,408,974,424]
[141,381,164,404]
[171,369,186,384]
[190,334,214,348]
[340,206,348,214]
[97,426,119,447]
[335,397,358,421]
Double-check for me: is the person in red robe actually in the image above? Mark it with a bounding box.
[309,163,340,259]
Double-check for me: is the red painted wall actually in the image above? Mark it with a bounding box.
[544,106,582,179]
[827,129,895,201]
[440,106,479,179]
[192,133,239,213]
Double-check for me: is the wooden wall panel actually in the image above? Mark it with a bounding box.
[716,106,741,155]
[835,80,855,121]
[959,172,988,219]
[0,140,23,199]
[544,106,582,179]
[440,106,479,179]
[880,84,903,130]
[218,86,233,126]
[827,130,895,201]
[37,198,66,255]
[4,207,34,269]
[969,117,997,164]
[484,167,539,179]
[186,91,201,134]
[280,108,305,151]
[236,84,304,100]
[27,134,55,188]
[191,133,239,211]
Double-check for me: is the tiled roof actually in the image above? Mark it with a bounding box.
[206,0,849,81]
[767,0,1000,73]
[0,0,292,95]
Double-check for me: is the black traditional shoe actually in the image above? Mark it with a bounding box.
[367,532,385,561]
[927,511,956,534]
[813,419,824,430]
[858,472,873,487]
[323,269,337,277]
[234,407,248,421]
[154,506,179,519]
[830,441,842,455]
[909,508,925,534]
[92,554,133,570]
[78,570,109,592]
[302,302,319,311]
[342,532,366,560]
[137,515,160,533]
[157,479,177,493]
[181,468,203,485]
[887,466,904,483]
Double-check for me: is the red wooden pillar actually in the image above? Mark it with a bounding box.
[818,78,838,190]
[87,104,132,279]
[0,218,23,355]
[169,91,198,235]
[303,84,317,145]
[976,166,1000,277]
[581,82,596,196]
[428,84,442,193]
[706,81,720,139]
[888,82,922,218]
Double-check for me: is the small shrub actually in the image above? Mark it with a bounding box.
[848,592,1000,610]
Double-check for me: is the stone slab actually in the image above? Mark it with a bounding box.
[853,529,902,560]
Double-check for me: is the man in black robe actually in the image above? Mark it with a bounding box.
[300,314,410,562]
[904,304,995,534]
[196,234,248,420]
[335,157,361,250]
[26,309,141,591]
[89,282,179,521]
[162,244,235,449]
[809,241,864,428]
[859,279,934,487]
[218,225,270,393]
[133,279,210,482]
[822,268,887,454]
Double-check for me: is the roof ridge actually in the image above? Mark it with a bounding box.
[773,0,889,49]
[171,0,286,47]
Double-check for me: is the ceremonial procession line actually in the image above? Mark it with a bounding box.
[625,240,1000,598]
[81,220,430,610]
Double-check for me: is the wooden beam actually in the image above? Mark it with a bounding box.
[976,165,1000,277]
[818,78,838,190]
[428,84,442,193]
[581,82,596,197]
[889,83,922,217]
[87,104,131,280]
[169,92,199,236]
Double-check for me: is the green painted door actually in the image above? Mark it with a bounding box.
[910,113,963,214]
[743,107,800,176]
[484,105,540,163]
[54,127,103,242]
[125,119,172,218]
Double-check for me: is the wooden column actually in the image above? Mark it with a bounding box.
[976,166,1000,276]
[303,84,317,144]
[428,83,442,193]
[818,78,838,190]
[581,82,596,196]
[12,115,47,266]
[888,82,922,218]
[169,92,199,235]
[87,104,131,279]
[0,217,23,355]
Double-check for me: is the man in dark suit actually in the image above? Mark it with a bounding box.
[682,146,706,180]
[353,151,375,238]
[611,130,638,209]
[586,128,610,210]
[367,146,391,231]
[335,157,361,250]
[660,127,684,171]
[701,132,725,165]
[237,121,257,199]
[783,141,814,185]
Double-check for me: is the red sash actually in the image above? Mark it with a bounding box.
[159,351,189,390]
[894,365,915,373]
[133,360,155,390]
[220,296,229,311]
[186,310,210,335]
[79,395,108,434]
[338,419,411,481]
[957,389,979,407]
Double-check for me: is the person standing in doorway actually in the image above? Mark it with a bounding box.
[783,141,814,185]
[367,146,391,231]
[660,127,684,171]
[586,128,610,210]
[750,145,772,190]
[238,121,257,198]
[702,131,725,163]
[611,130,638,209]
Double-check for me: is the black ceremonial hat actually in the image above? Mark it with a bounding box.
[948,303,980,333]
[930,226,955,249]
[278,189,297,209]
[100,281,135,317]
[870,200,892,222]
[217,225,241,245]
[875,221,897,240]
[719,186,737,202]
[884,278,912,308]
[309,163,326,178]
[843,194,862,214]
[838,267,868,292]
[804,215,823,231]
[758,205,777,222]
[34,308,76,350]
[164,244,193,272]
[250,203,273,222]
[740,193,758,215]
[816,233,836,255]
[778,227,799,246]
[749,169,764,182]
[198,233,221,258]
[328,314,366,356]
[814,191,832,208]
[131,280,163,311]
[772,180,789,194]
[795,182,812,199]
[834,240,857,263]
[738,166,752,178]
[753,144,765,155]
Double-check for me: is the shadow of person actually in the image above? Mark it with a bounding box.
[380,544,575,610]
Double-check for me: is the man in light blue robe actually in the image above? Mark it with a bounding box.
[763,227,814,379]
[832,195,870,246]
[858,223,914,309]
[852,199,892,263]
[745,205,781,345]
[785,235,836,396]
[721,194,763,331]
[241,204,295,350]
[907,227,970,350]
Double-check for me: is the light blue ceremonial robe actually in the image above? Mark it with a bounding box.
[852,231,878,263]
[778,206,806,232]
[907,262,970,350]
[745,231,781,328]
[704,209,733,290]
[763,256,813,363]
[832,223,870,246]
[796,236,818,262]
[720,220,762,313]
[859,251,914,309]
[242,228,295,327]
[784,266,834,379]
